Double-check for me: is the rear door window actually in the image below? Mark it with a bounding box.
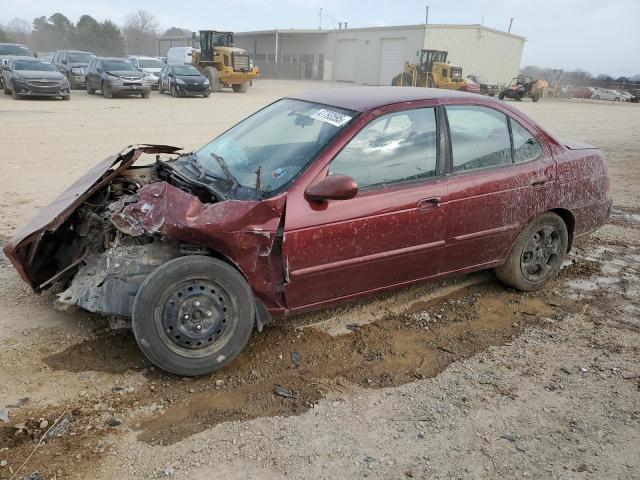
[446,105,512,172]
[329,107,438,190]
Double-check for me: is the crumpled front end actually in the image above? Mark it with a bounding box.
[3,145,287,321]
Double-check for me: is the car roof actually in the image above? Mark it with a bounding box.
[57,50,93,53]
[0,43,27,47]
[288,86,490,113]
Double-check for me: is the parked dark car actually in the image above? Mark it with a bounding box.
[85,57,152,98]
[158,64,210,97]
[3,87,611,376]
[2,57,70,100]
[52,50,95,89]
[0,43,35,88]
[466,74,500,96]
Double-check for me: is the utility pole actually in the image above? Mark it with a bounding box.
[319,8,323,30]
[508,17,514,33]
[425,5,429,24]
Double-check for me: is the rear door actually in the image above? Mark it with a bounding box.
[283,105,447,309]
[441,104,555,273]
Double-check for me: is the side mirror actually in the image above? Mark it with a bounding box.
[305,174,358,202]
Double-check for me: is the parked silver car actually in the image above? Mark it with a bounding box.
[127,56,164,90]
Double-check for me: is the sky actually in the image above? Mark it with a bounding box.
[1,0,638,76]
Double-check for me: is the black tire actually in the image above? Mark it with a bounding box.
[141,91,150,99]
[232,81,249,93]
[498,91,505,100]
[62,95,70,101]
[203,67,221,92]
[102,82,113,99]
[11,82,20,99]
[531,94,539,103]
[170,84,178,97]
[158,80,164,94]
[3,84,10,95]
[67,74,76,90]
[132,256,256,376]
[86,81,95,95]
[495,212,568,292]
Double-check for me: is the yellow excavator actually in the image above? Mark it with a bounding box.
[392,49,480,93]
[191,30,260,93]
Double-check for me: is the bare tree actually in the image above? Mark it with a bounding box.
[5,18,32,45]
[123,9,159,55]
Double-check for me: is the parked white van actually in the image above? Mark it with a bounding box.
[166,47,197,66]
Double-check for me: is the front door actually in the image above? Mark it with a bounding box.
[441,104,556,273]
[283,106,447,310]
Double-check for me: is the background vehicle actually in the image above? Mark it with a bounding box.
[52,50,95,89]
[127,55,164,90]
[498,75,543,102]
[85,57,152,98]
[466,74,500,96]
[0,43,35,88]
[391,49,480,93]
[591,88,621,101]
[190,30,259,92]
[158,64,210,97]
[166,47,196,66]
[2,57,70,100]
[3,87,611,376]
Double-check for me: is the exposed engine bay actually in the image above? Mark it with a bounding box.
[3,145,287,326]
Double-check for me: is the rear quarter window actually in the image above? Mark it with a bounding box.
[511,120,543,163]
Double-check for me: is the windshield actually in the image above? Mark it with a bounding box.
[103,61,136,72]
[0,45,31,56]
[68,52,94,63]
[173,65,200,75]
[193,99,356,195]
[14,60,56,72]
[139,58,163,68]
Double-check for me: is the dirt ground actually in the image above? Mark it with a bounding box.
[0,80,639,480]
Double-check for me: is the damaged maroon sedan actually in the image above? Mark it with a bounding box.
[4,87,611,376]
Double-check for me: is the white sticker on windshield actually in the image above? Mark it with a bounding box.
[310,109,352,127]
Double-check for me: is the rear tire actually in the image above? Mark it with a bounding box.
[495,212,568,292]
[498,91,505,100]
[203,67,222,92]
[86,82,95,95]
[132,256,256,376]
[232,81,249,93]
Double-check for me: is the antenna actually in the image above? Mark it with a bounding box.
[425,5,429,24]
[319,8,323,30]
[508,17,514,33]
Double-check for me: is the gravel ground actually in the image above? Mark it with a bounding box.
[0,81,638,480]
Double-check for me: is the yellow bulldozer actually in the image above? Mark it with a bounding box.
[392,49,480,94]
[191,30,260,93]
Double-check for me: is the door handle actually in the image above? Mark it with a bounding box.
[529,175,549,187]
[417,197,440,212]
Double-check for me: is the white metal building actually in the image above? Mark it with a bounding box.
[234,24,526,85]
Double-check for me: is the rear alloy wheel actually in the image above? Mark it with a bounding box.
[132,256,255,376]
[495,212,568,291]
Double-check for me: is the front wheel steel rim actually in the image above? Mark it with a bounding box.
[154,279,237,359]
[520,225,561,282]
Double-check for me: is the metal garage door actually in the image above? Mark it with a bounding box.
[335,39,357,82]
[378,38,406,85]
